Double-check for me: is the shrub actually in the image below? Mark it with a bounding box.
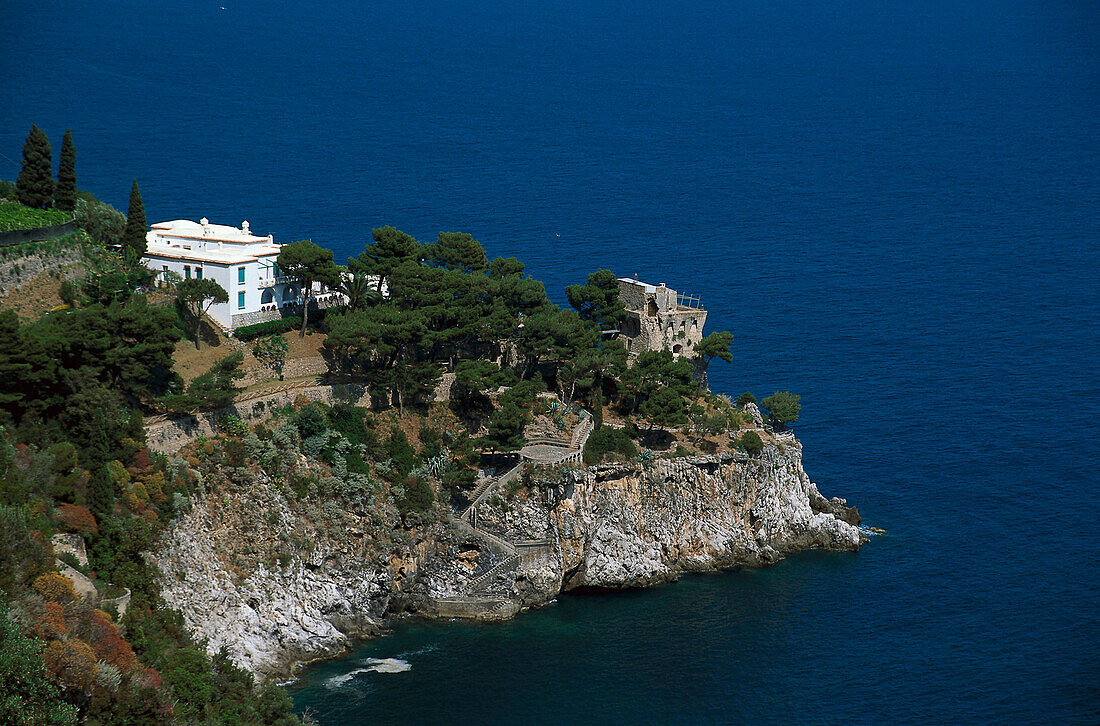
[222,414,249,438]
[56,503,98,536]
[292,403,330,439]
[761,391,801,425]
[736,392,756,407]
[0,603,79,724]
[89,610,138,672]
[35,602,68,639]
[72,193,125,246]
[234,316,302,341]
[397,475,435,513]
[0,505,51,595]
[32,572,77,603]
[44,638,98,691]
[58,279,78,306]
[223,439,248,468]
[740,430,764,455]
[583,426,638,465]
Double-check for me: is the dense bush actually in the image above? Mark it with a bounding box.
[736,392,757,407]
[292,403,330,439]
[56,503,98,535]
[72,192,125,246]
[32,573,77,604]
[761,391,801,425]
[397,475,435,513]
[0,603,79,725]
[740,430,764,455]
[234,316,302,341]
[583,426,638,464]
[0,505,51,596]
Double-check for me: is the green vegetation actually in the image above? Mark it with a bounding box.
[15,126,53,209]
[55,131,77,213]
[176,278,229,350]
[161,353,245,414]
[253,335,289,379]
[565,268,626,330]
[740,430,764,454]
[0,128,781,722]
[277,240,340,337]
[692,331,733,389]
[0,201,70,233]
[234,316,303,341]
[72,192,125,246]
[120,180,146,258]
[582,426,637,464]
[736,391,757,407]
[761,391,801,427]
[0,601,78,725]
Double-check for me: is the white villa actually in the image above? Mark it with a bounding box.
[142,218,339,331]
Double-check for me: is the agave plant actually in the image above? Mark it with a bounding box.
[424,454,450,480]
[634,448,656,469]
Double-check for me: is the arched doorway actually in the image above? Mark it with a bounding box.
[647,299,658,317]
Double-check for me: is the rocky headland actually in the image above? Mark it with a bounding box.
[151,407,864,682]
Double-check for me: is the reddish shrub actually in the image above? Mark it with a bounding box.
[132,667,164,690]
[129,448,154,476]
[56,503,99,536]
[89,610,138,672]
[35,602,68,639]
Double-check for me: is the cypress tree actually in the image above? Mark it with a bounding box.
[14,125,53,209]
[55,129,77,212]
[121,179,147,255]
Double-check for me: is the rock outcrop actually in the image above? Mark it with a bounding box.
[151,436,864,681]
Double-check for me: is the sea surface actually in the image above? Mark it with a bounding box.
[2,0,1098,722]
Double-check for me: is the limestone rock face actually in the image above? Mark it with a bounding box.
[152,437,864,681]
[151,470,469,681]
[477,440,864,593]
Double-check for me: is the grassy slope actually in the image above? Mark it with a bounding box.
[0,199,70,232]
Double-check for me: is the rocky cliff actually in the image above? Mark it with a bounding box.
[151,434,864,681]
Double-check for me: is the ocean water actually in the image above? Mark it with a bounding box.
[3,0,1098,722]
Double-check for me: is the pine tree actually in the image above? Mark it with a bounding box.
[121,179,147,255]
[55,129,77,212]
[14,125,54,209]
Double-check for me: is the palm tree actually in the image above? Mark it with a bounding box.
[338,270,381,311]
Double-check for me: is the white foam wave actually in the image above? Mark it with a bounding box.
[361,657,411,673]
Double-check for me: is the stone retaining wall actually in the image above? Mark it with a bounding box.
[423,596,520,620]
[145,382,374,453]
[0,242,85,293]
[239,357,329,387]
[231,308,287,328]
[0,220,76,247]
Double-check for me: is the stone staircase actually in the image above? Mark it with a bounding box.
[460,463,523,522]
[466,553,520,595]
[443,406,596,608]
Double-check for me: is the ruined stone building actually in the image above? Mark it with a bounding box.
[615,278,708,357]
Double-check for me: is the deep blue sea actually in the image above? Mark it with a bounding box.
[3,0,1098,722]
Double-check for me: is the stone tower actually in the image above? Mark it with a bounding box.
[615,278,708,358]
